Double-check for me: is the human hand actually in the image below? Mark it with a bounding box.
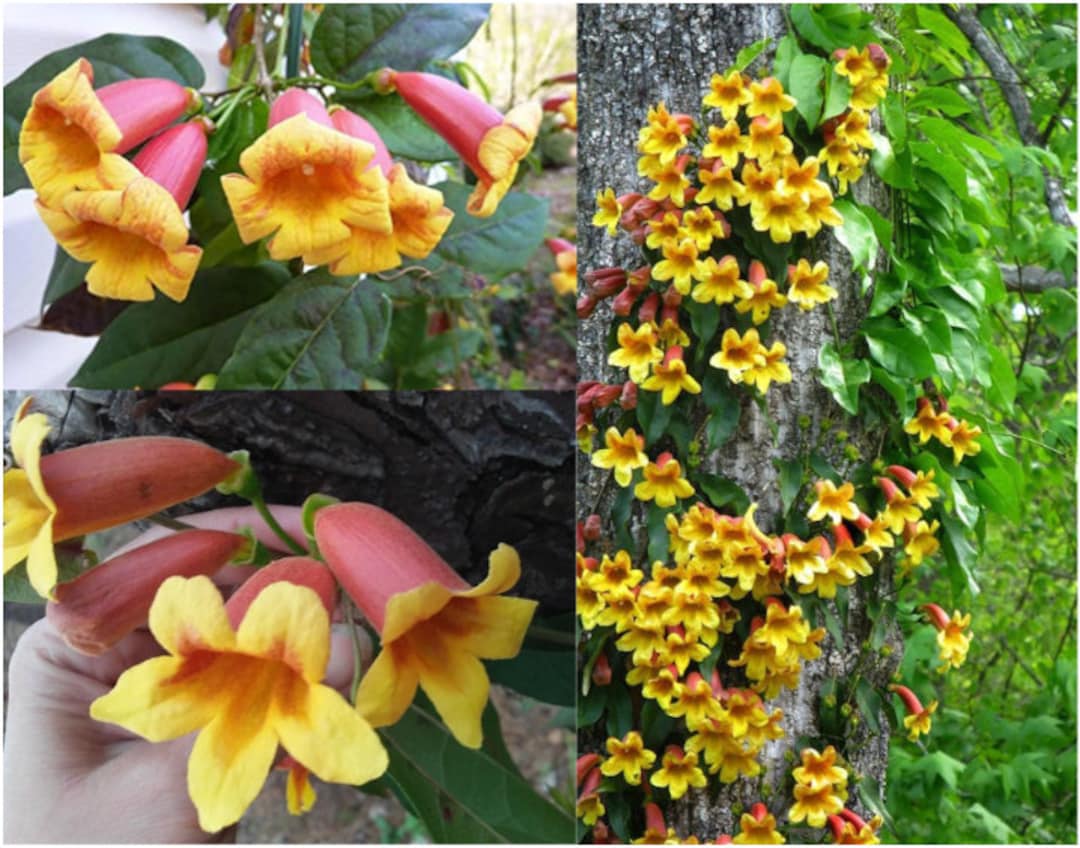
[3,506,364,843]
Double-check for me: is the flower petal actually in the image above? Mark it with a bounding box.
[149,575,236,656]
[439,595,537,660]
[3,469,50,572]
[460,543,522,597]
[188,711,279,833]
[354,641,419,728]
[275,683,388,785]
[413,636,490,749]
[235,581,330,682]
[25,513,58,600]
[89,655,217,740]
[381,581,454,644]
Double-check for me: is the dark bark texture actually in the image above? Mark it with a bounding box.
[4,390,575,615]
[578,4,899,840]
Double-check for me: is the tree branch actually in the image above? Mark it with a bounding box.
[998,264,1074,293]
[944,4,1074,228]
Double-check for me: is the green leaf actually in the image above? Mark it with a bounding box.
[776,458,803,514]
[702,368,741,450]
[832,198,878,270]
[789,54,827,129]
[920,750,967,790]
[940,513,981,596]
[909,85,973,117]
[612,485,634,552]
[731,37,772,73]
[380,702,573,843]
[985,346,1017,411]
[647,502,672,565]
[818,340,870,415]
[42,247,90,307]
[869,365,911,416]
[4,549,93,604]
[696,474,750,514]
[822,68,853,123]
[915,6,972,59]
[862,318,935,379]
[216,268,391,389]
[918,115,1002,162]
[635,390,673,447]
[4,35,204,194]
[854,679,882,733]
[310,4,489,81]
[432,183,548,280]
[488,644,574,707]
[334,92,455,161]
[71,264,290,388]
[882,90,907,148]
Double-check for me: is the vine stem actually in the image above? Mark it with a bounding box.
[249,493,308,556]
[526,624,577,647]
[251,4,273,96]
[285,4,304,78]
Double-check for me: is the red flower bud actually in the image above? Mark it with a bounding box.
[748,259,768,288]
[876,477,902,503]
[637,292,660,324]
[888,683,924,715]
[329,106,393,175]
[749,802,769,822]
[269,86,333,129]
[132,121,208,209]
[576,754,601,788]
[225,556,337,629]
[611,285,640,317]
[576,293,597,319]
[662,285,682,308]
[545,237,575,255]
[645,802,667,835]
[591,652,612,686]
[886,464,918,488]
[96,77,198,154]
[583,514,603,541]
[593,385,622,408]
[832,522,855,548]
[619,381,638,410]
[867,43,890,69]
[922,602,950,631]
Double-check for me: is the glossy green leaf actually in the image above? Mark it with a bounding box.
[636,389,674,447]
[855,678,883,734]
[818,340,871,415]
[910,86,973,117]
[822,67,853,123]
[432,183,548,280]
[731,37,772,73]
[647,502,672,564]
[487,645,574,708]
[862,318,935,379]
[776,457,803,514]
[310,3,489,81]
[4,35,204,194]
[702,368,742,450]
[915,6,971,59]
[612,484,634,552]
[71,264,290,388]
[216,268,391,389]
[832,198,878,270]
[789,54,826,129]
[696,474,750,514]
[380,702,573,843]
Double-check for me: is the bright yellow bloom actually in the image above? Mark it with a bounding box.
[745,116,793,164]
[653,237,705,295]
[904,519,940,566]
[704,70,752,120]
[819,136,861,178]
[746,77,797,121]
[696,161,746,210]
[734,805,785,844]
[750,188,810,244]
[647,157,692,206]
[601,730,656,785]
[740,160,781,208]
[643,352,702,405]
[804,182,844,236]
[3,400,56,595]
[902,699,937,741]
[692,255,752,306]
[785,536,829,586]
[660,629,710,675]
[576,792,605,826]
[834,46,877,87]
[304,163,452,275]
[736,272,788,324]
[635,454,695,508]
[594,549,645,594]
[837,157,867,195]
[592,426,649,486]
[90,576,388,833]
[576,569,605,631]
[948,420,982,464]
[641,665,681,709]
[645,211,684,250]
[858,513,896,554]
[851,74,889,110]
[222,114,392,261]
[702,120,747,169]
[609,322,664,383]
[904,399,954,445]
[710,327,767,376]
[650,746,708,799]
[667,673,723,728]
[38,177,202,302]
[593,187,623,235]
[779,155,824,199]
[836,109,874,150]
[789,782,844,828]
[710,737,764,783]
[594,583,639,631]
[657,316,691,348]
[793,745,848,791]
[281,759,316,816]
[787,259,837,310]
[638,103,690,164]
[936,610,973,671]
[742,341,792,394]
[682,206,729,252]
[808,480,860,524]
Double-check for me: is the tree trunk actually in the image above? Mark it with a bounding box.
[578,5,899,840]
[4,390,575,615]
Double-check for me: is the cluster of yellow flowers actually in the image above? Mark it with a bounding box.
[590,427,696,507]
[789,745,848,828]
[822,45,891,192]
[903,395,984,465]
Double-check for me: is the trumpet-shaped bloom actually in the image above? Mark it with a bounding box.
[696,161,746,210]
[793,745,848,792]
[650,746,707,799]
[601,730,656,785]
[928,606,973,671]
[704,70,752,120]
[3,398,239,598]
[808,480,860,524]
[90,570,388,833]
[315,503,537,749]
[692,255,751,305]
[789,781,845,828]
[609,322,663,383]
[390,71,540,217]
[734,803,784,845]
[635,453,694,508]
[891,684,937,741]
[19,59,193,206]
[834,46,877,87]
[903,397,953,444]
[746,77,797,121]
[736,268,788,323]
[547,239,578,296]
[787,259,837,310]
[741,341,792,394]
[593,187,623,235]
[745,116,793,164]
[591,426,648,486]
[702,120,746,169]
[642,347,701,405]
[947,419,982,464]
[38,121,208,302]
[682,206,729,251]
[222,89,391,261]
[711,327,767,377]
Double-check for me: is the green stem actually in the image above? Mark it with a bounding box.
[250,493,308,556]
[285,4,304,78]
[526,624,576,647]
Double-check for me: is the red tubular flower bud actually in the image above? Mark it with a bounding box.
[96,77,197,154]
[545,237,575,255]
[541,92,571,111]
[853,511,873,531]
[832,522,854,549]
[592,821,615,844]
[576,754,601,788]
[655,451,675,468]
[876,477,902,503]
[662,285,682,308]
[592,652,612,686]
[225,557,337,628]
[645,802,667,835]
[749,616,765,633]
[269,86,333,129]
[328,106,393,175]
[47,529,247,655]
[922,602,950,631]
[867,43,890,69]
[575,522,585,553]
[132,120,208,209]
[611,285,640,317]
[888,683,924,715]
[840,808,869,830]
[716,836,734,844]
[628,265,652,289]
[709,667,728,698]
[748,259,768,288]
[577,294,597,319]
[749,802,769,822]
[593,385,623,408]
[619,381,638,410]
[886,464,918,489]
[827,814,847,841]
[42,438,239,543]
[662,345,685,367]
[587,268,628,298]
[902,521,918,543]
[583,514,603,541]
[817,536,833,558]
[159,381,196,390]
[638,292,660,324]
[578,765,602,799]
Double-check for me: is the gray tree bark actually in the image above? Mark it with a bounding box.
[578,4,899,840]
[4,390,575,614]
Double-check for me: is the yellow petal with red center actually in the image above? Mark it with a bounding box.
[188,708,280,833]
[438,594,538,660]
[235,582,330,682]
[286,764,316,815]
[468,102,541,217]
[149,575,236,656]
[89,654,220,740]
[38,178,201,302]
[275,683,388,785]
[387,164,453,259]
[381,580,455,643]
[354,641,420,728]
[18,59,133,206]
[411,631,491,748]
[221,115,392,260]
[460,543,522,597]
